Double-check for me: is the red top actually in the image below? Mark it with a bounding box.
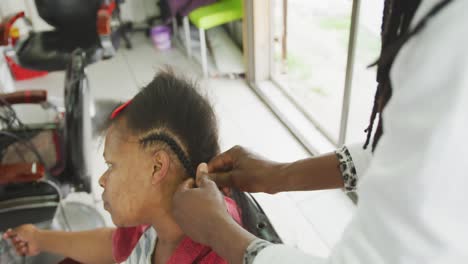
[112,196,242,263]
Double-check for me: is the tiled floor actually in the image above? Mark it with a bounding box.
[13,33,354,258]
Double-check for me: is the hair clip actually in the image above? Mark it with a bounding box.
[110,100,132,119]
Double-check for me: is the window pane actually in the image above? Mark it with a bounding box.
[272,0,353,143]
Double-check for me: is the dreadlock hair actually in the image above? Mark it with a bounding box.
[364,0,453,151]
[111,69,219,180]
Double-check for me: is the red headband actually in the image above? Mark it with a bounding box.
[110,100,132,119]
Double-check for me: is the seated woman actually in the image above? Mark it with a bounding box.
[101,70,242,264]
[3,70,241,264]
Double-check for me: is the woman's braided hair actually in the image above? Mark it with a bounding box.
[364,0,453,151]
[140,132,196,178]
[110,69,220,180]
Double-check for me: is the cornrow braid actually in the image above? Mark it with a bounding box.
[365,0,454,151]
[140,132,196,179]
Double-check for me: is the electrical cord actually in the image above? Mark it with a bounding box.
[0,97,27,130]
[0,131,47,167]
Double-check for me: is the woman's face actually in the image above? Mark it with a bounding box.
[98,124,160,227]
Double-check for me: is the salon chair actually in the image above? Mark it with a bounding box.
[0,51,93,232]
[0,0,132,72]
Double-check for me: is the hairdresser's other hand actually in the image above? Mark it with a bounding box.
[173,163,233,246]
[2,224,41,256]
[205,146,284,194]
[173,163,256,264]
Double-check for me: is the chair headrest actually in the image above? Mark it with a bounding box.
[34,0,102,32]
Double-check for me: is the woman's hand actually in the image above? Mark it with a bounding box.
[204,146,284,194]
[2,224,41,256]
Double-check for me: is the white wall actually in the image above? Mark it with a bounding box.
[0,0,159,31]
[120,0,160,23]
[0,0,52,31]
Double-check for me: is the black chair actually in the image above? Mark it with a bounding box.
[2,0,132,72]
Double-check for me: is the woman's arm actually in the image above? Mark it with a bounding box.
[37,228,115,264]
[4,225,115,264]
[208,144,371,194]
[172,168,325,264]
[271,152,344,193]
[205,145,371,194]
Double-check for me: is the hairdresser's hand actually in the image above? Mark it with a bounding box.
[173,163,256,264]
[205,146,284,194]
[2,224,41,256]
[173,163,232,246]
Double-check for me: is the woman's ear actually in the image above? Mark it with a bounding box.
[151,150,170,185]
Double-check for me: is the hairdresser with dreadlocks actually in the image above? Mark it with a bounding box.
[173,0,468,263]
